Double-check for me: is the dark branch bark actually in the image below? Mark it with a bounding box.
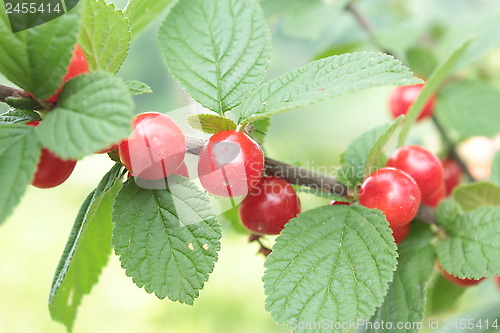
[0,84,31,103]
[185,135,436,225]
[431,116,474,181]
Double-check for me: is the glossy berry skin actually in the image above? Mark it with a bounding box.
[422,182,446,208]
[387,145,444,201]
[329,200,350,206]
[119,112,186,180]
[198,130,264,197]
[389,84,436,121]
[26,121,77,189]
[238,176,301,235]
[443,158,462,195]
[359,167,421,227]
[47,45,89,103]
[438,264,485,287]
[391,223,411,244]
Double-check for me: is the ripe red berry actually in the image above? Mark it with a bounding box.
[238,176,301,235]
[359,167,421,227]
[443,158,462,195]
[438,264,485,287]
[47,45,89,103]
[389,84,436,121]
[119,112,186,180]
[97,144,119,154]
[174,162,189,178]
[329,200,350,206]
[391,223,411,244]
[496,276,500,289]
[198,130,264,197]
[26,121,77,189]
[422,182,446,208]
[387,145,444,201]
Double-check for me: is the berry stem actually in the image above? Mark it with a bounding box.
[0,84,30,103]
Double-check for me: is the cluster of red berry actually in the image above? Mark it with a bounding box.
[27,45,89,189]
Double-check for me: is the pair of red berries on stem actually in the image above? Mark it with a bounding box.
[28,45,89,189]
[118,112,301,235]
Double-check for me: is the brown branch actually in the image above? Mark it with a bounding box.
[431,116,474,181]
[0,84,31,103]
[185,135,436,225]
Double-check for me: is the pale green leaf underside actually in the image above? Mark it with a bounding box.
[125,80,153,95]
[124,0,177,40]
[0,124,40,225]
[36,72,134,159]
[435,80,500,141]
[436,201,500,279]
[159,0,271,114]
[186,114,237,134]
[0,6,80,99]
[360,225,436,333]
[453,182,500,211]
[49,164,123,331]
[80,0,131,74]
[112,177,222,304]
[0,109,41,124]
[264,205,398,333]
[239,52,420,124]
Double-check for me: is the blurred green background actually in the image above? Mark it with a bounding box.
[1,0,500,332]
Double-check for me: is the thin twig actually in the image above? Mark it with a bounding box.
[0,84,31,103]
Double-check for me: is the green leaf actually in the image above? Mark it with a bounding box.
[36,72,134,159]
[249,117,270,146]
[435,80,500,140]
[5,97,42,110]
[186,114,237,134]
[398,41,471,146]
[453,182,500,211]
[0,124,40,225]
[436,201,500,279]
[124,0,177,40]
[112,177,222,303]
[427,274,465,315]
[159,0,271,114]
[0,5,81,99]
[218,204,249,235]
[80,0,131,74]
[405,46,437,79]
[337,118,401,188]
[0,109,41,124]
[125,80,153,96]
[239,52,420,125]
[49,164,123,331]
[360,224,436,333]
[492,151,500,186]
[264,205,398,332]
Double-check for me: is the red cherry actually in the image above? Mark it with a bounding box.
[443,158,462,195]
[359,167,421,227]
[26,121,77,189]
[422,182,446,208]
[391,223,411,244]
[329,200,350,206]
[389,84,436,121]
[47,45,89,104]
[387,145,444,201]
[438,264,485,287]
[97,143,119,154]
[238,176,301,235]
[119,112,186,180]
[495,276,500,289]
[198,130,264,197]
[174,162,189,178]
